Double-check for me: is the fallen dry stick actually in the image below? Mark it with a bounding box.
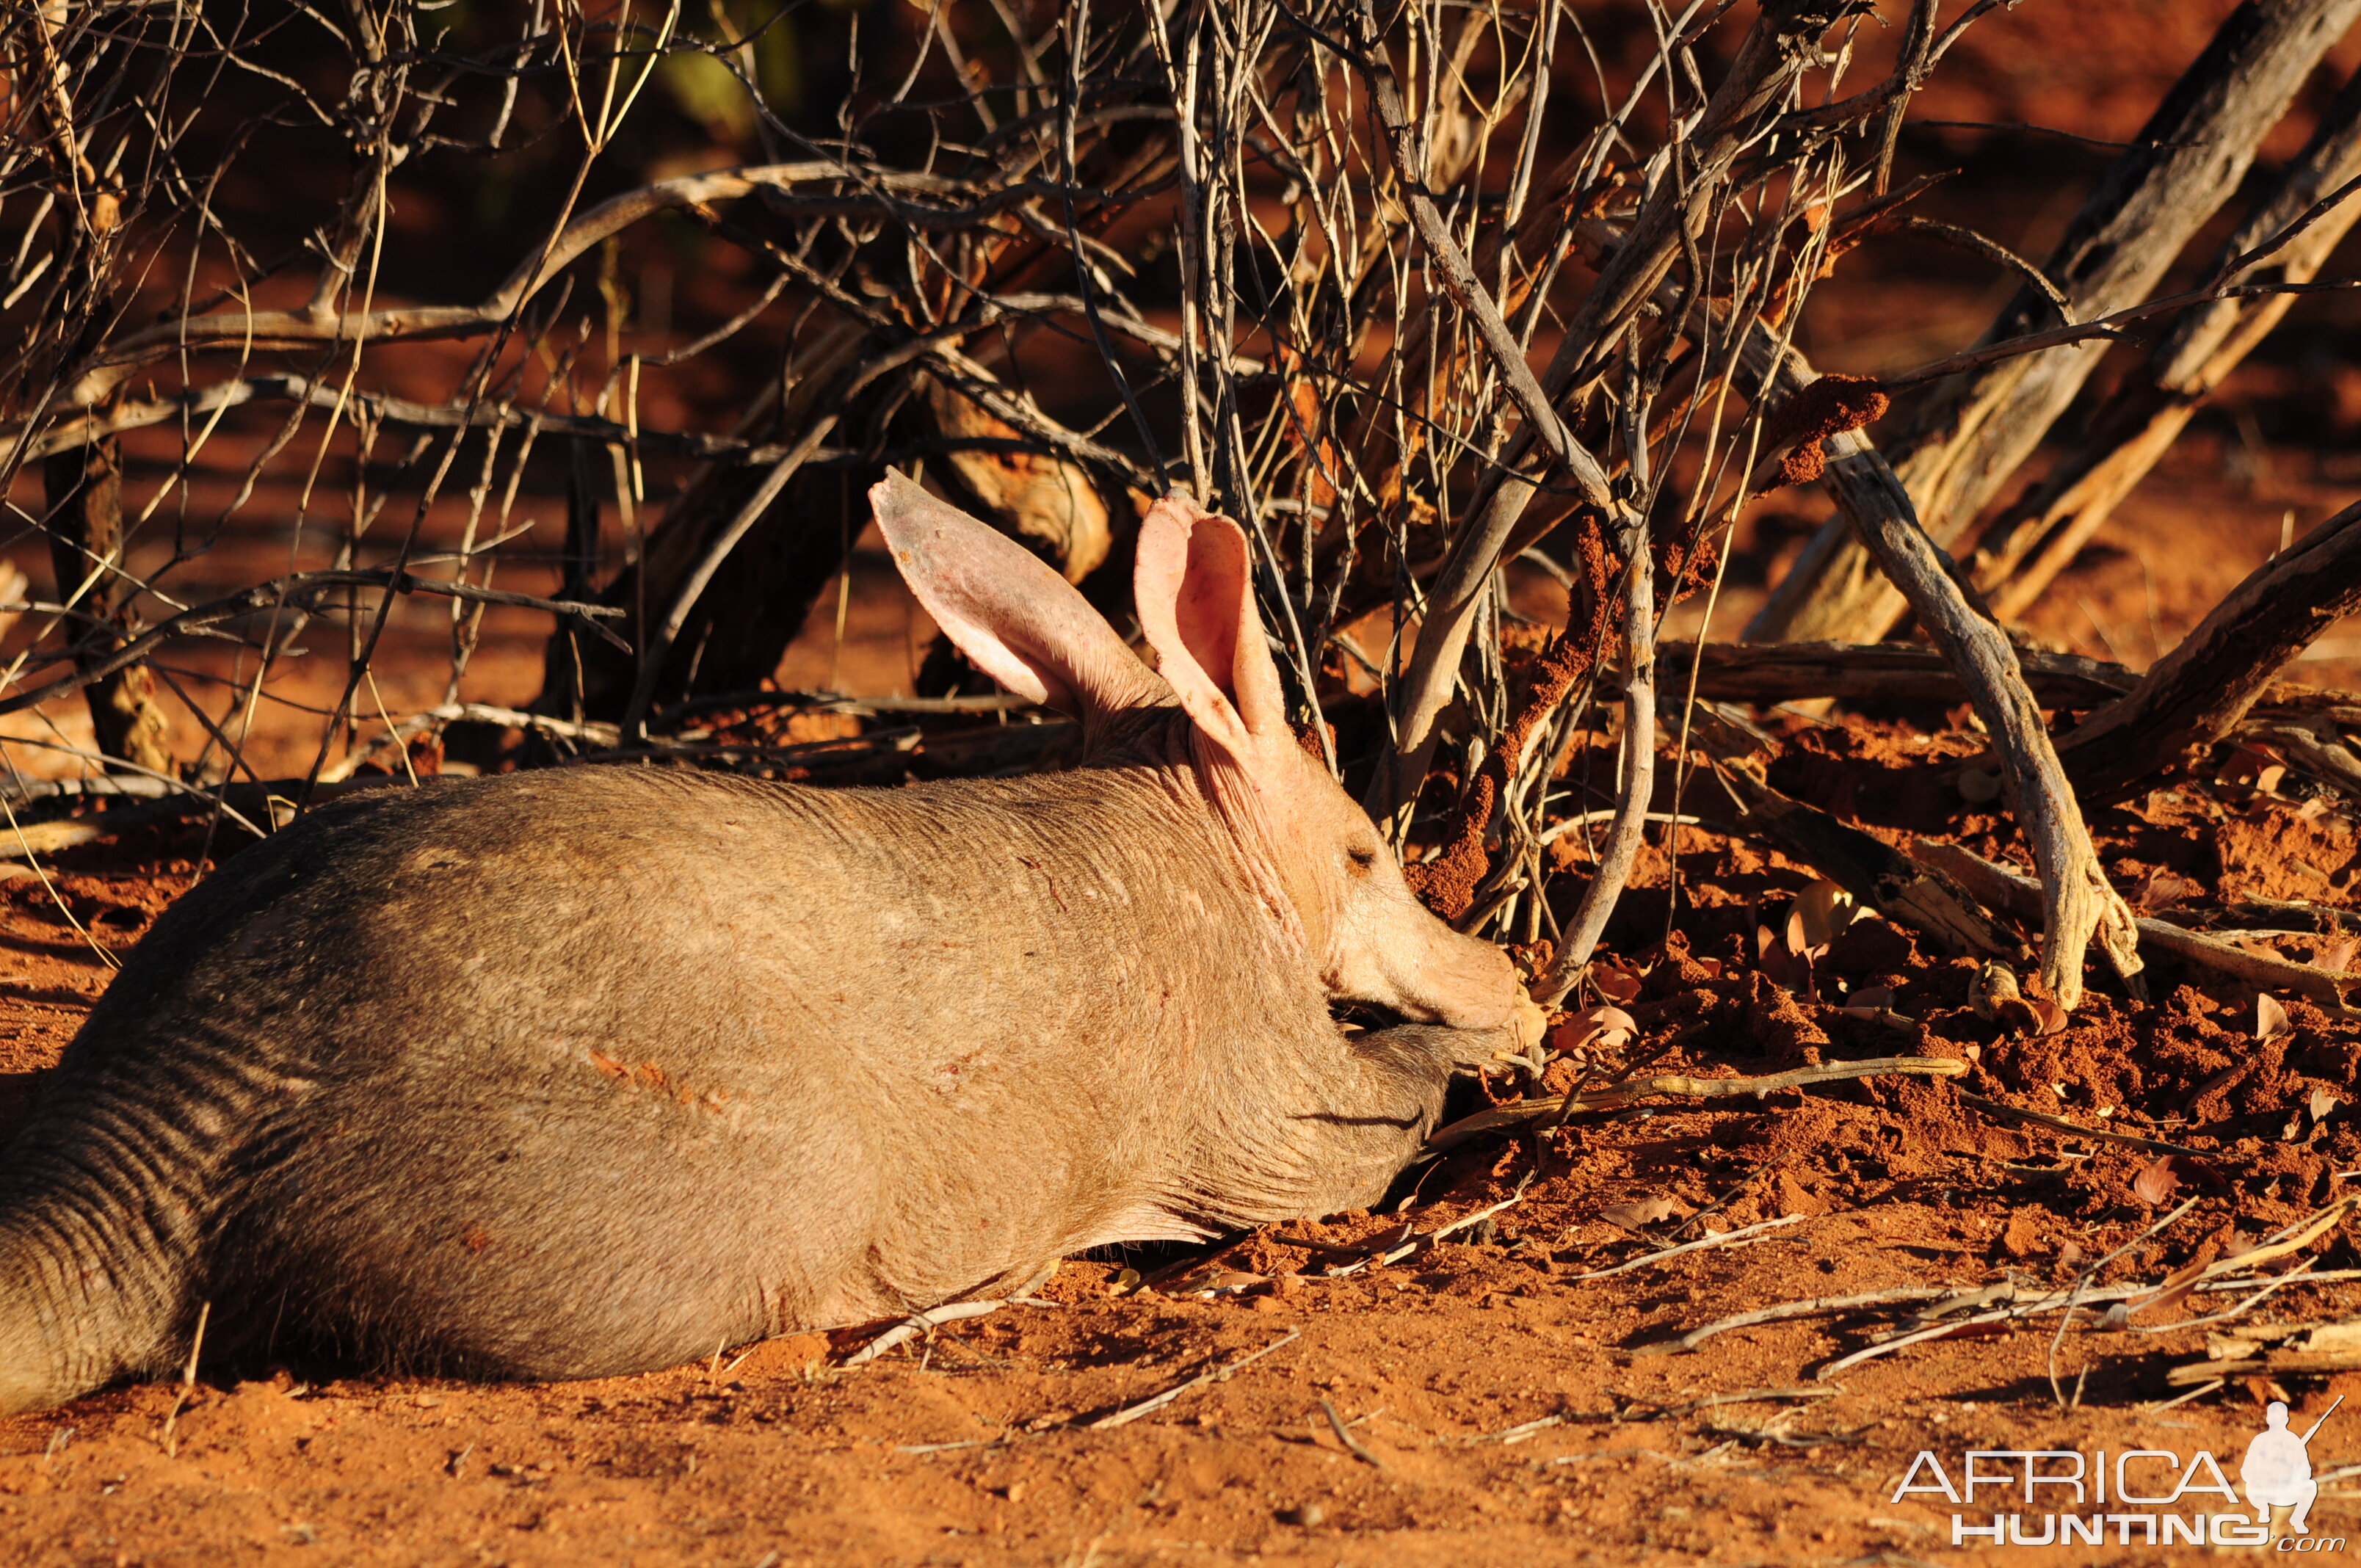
[1909,838,2360,1012]
[1426,1056,1968,1153]
[1632,1286,1957,1357]
[1662,1385,1845,1418]
[2056,497,2361,803]
[1816,1198,2203,1379]
[2130,1260,2323,1337]
[2136,1194,2361,1329]
[1814,1308,2014,1379]
[1660,1269,2361,1370]
[2170,1314,2361,1385]
[1084,1328,1302,1431]
[1563,1214,1807,1284]
[1954,1090,2214,1158]
[841,1299,1019,1367]
[2173,1346,2361,1384]
[2252,722,2361,798]
[1468,1413,1566,1445]
[1813,1199,2361,1384]
[1319,1177,1534,1277]
[1319,1396,1387,1470]
[1658,643,2361,784]
[1661,640,2140,710]
[1577,1059,1968,1109]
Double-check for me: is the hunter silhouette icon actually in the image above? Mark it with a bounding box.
[2243,1396,2341,1533]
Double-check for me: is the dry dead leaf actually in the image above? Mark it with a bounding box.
[2124,865,2205,914]
[1550,1006,1637,1056]
[2256,994,2294,1042]
[1692,956,1724,979]
[2027,997,2068,1037]
[2216,743,2285,789]
[2144,1275,2203,1318]
[1791,879,1855,952]
[1956,766,2003,805]
[2314,937,2360,974]
[1599,1197,1693,1231]
[2131,1155,2180,1208]
[1589,961,1644,1004]
[1838,984,1906,1023]
[1755,921,1818,1001]
[2312,1086,2340,1122]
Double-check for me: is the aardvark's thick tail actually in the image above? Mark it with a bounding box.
[0,1122,192,1415]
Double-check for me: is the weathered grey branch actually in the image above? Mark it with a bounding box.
[1910,839,2355,1012]
[1751,0,2361,645]
[1534,516,1655,1008]
[1971,63,2361,619]
[1736,328,2136,1009]
[2056,497,2361,802]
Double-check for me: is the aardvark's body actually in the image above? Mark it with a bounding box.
[0,479,1540,1412]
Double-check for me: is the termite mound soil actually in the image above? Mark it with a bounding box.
[5,734,2361,1567]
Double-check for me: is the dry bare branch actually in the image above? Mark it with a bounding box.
[1753,0,2361,645]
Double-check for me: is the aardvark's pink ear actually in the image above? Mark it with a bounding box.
[869,472,1161,719]
[1133,492,1290,761]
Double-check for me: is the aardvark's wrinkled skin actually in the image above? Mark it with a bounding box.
[0,476,1542,1412]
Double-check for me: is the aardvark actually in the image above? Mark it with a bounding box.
[0,473,1542,1412]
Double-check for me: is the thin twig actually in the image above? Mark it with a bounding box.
[1428,1058,1968,1153]
[1634,1287,1956,1356]
[1955,1090,2216,1158]
[1084,1329,1302,1431]
[158,1301,211,1458]
[1319,1396,1387,1468]
[1564,1215,1807,1284]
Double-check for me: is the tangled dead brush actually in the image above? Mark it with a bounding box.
[7,0,2361,1017]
